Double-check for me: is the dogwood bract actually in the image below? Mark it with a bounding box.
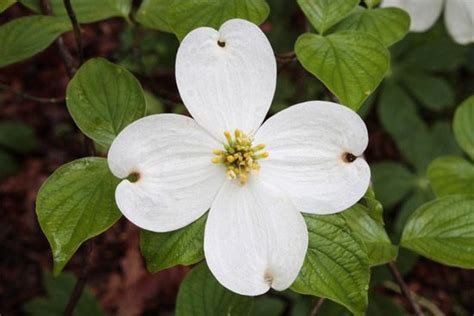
[107,19,370,295]
[382,0,474,44]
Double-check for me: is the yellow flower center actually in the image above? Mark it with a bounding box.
[211,129,269,185]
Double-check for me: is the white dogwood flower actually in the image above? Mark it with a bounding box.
[381,0,474,44]
[107,19,370,296]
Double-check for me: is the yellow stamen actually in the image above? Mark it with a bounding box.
[211,129,269,185]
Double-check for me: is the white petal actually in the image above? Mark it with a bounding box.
[175,19,277,141]
[445,0,474,45]
[107,114,225,232]
[204,178,308,296]
[254,101,370,215]
[381,0,443,32]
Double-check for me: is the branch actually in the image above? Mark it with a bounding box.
[63,241,94,316]
[63,0,84,64]
[40,0,76,78]
[0,83,64,104]
[387,262,425,316]
[309,297,325,316]
[384,281,443,316]
[275,51,296,64]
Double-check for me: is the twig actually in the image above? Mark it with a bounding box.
[0,83,64,103]
[39,1,96,314]
[275,51,297,64]
[384,281,444,316]
[40,0,76,78]
[132,24,147,75]
[387,262,425,316]
[63,0,84,64]
[309,297,325,316]
[63,241,94,316]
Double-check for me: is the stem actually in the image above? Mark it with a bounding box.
[42,1,96,314]
[63,241,94,316]
[275,51,296,64]
[387,262,424,316]
[384,281,443,316]
[0,83,64,103]
[40,0,76,78]
[63,0,84,64]
[309,297,325,316]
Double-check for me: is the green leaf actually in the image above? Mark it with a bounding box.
[144,90,165,115]
[140,213,207,273]
[136,0,270,41]
[66,58,146,147]
[404,37,468,72]
[23,272,103,316]
[371,161,415,209]
[250,296,285,316]
[401,195,474,268]
[429,121,463,158]
[0,15,71,68]
[378,80,433,171]
[401,72,455,110]
[428,156,474,197]
[292,214,370,315]
[19,0,132,23]
[364,0,381,9]
[367,293,405,316]
[0,149,19,179]
[36,157,121,275]
[295,31,389,110]
[342,204,398,266]
[176,262,254,316]
[394,190,432,239]
[360,187,384,224]
[0,120,38,153]
[297,0,358,34]
[333,8,410,46]
[0,0,16,12]
[453,96,474,160]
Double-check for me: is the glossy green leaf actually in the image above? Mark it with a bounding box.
[402,72,454,110]
[136,0,270,40]
[0,15,71,68]
[297,0,358,34]
[20,0,132,23]
[371,161,415,209]
[0,120,38,153]
[295,31,389,110]
[292,214,370,315]
[0,0,16,12]
[0,149,19,179]
[23,272,103,316]
[401,195,474,268]
[342,204,398,266]
[428,156,474,197]
[333,8,409,46]
[140,213,207,273]
[36,157,121,275]
[453,96,474,160]
[66,58,146,147]
[176,262,253,316]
